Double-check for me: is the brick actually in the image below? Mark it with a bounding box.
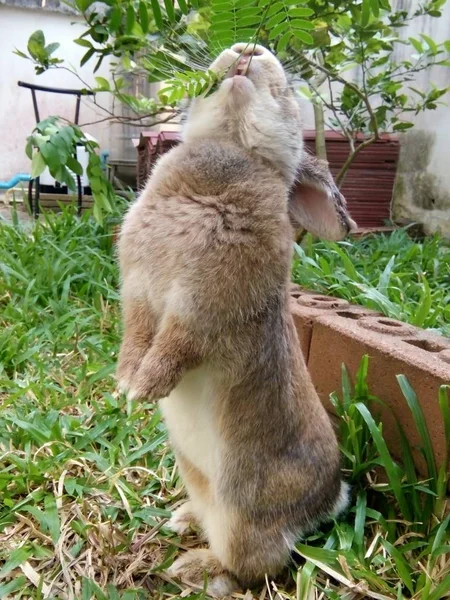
[307,312,450,476]
[290,290,377,362]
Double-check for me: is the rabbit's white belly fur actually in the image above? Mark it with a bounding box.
[159,365,219,480]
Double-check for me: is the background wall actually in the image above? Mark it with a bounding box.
[0,3,113,182]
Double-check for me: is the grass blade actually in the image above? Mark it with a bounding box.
[396,375,438,492]
[355,403,411,520]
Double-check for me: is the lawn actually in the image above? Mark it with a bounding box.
[293,230,450,338]
[0,209,449,600]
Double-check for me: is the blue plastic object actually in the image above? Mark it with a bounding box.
[0,173,31,190]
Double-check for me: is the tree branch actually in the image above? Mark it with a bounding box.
[299,53,380,141]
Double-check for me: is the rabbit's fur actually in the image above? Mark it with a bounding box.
[117,44,354,596]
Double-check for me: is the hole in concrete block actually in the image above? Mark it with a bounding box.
[439,350,450,364]
[297,295,348,309]
[336,311,363,320]
[378,319,402,327]
[404,339,448,353]
[357,316,416,337]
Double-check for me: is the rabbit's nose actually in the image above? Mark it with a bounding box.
[231,43,266,57]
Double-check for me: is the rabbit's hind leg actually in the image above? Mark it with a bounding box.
[167,501,197,536]
[208,505,292,591]
[169,450,211,537]
[168,548,239,597]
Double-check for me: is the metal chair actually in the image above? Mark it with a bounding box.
[18,81,95,218]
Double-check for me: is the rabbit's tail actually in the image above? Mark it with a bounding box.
[331,480,351,519]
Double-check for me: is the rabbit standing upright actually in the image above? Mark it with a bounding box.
[117,43,356,597]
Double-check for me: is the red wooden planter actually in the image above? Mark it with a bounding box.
[303,131,399,228]
[136,130,400,228]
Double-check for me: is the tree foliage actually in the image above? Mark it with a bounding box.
[16,0,450,219]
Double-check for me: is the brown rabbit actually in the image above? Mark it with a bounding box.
[117,43,356,597]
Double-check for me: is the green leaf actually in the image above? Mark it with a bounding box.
[277,31,292,52]
[354,490,367,558]
[431,513,450,557]
[74,38,93,48]
[355,403,411,520]
[45,42,60,56]
[361,0,371,26]
[377,255,395,296]
[125,6,135,35]
[292,29,314,44]
[266,11,286,29]
[139,1,149,33]
[109,7,122,31]
[75,0,94,10]
[0,577,28,597]
[67,156,84,176]
[393,122,414,131]
[266,2,284,18]
[177,0,188,14]
[429,574,450,600]
[95,76,110,91]
[409,37,423,53]
[237,15,263,27]
[150,0,164,29]
[268,21,288,40]
[25,137,33,160]
[44,495,61,544]
[381,540,414,595]
[80,47,95,67]
[291,19,315,30]
[0,546,32,577]
[289,7,314,17]
[28,29,45,49]
[370,0,380,17]
[164,0,176,21]
[31,151,47,178]
[412,277,431,327]
[421,33,438,55]
[13,48,29,59]
[396,375,438,490]
[297,560,316,600]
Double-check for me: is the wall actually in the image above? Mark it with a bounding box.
[390,0,450,236]
[0,3,113,182]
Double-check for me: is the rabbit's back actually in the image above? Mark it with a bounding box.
[119,140,292,333]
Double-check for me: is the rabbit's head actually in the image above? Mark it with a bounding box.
[182,43,303,186]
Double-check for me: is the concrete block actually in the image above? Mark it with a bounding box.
[290,290,377,362]
[307,312,450,475]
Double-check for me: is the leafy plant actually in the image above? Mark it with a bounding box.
[26,117,116,224]
[14,0,450,221]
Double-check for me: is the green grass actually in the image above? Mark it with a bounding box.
[0,209,449,599]
[292,230,450,337]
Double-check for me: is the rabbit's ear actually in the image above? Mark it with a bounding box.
[289,155,357,241]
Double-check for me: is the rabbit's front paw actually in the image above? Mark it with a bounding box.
[127,357,177,401]
[116,347,147,395]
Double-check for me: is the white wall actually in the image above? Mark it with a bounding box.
[389,0,450,235]
[0,5,113,181]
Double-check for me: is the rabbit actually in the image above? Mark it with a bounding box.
[117,43,356,597]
